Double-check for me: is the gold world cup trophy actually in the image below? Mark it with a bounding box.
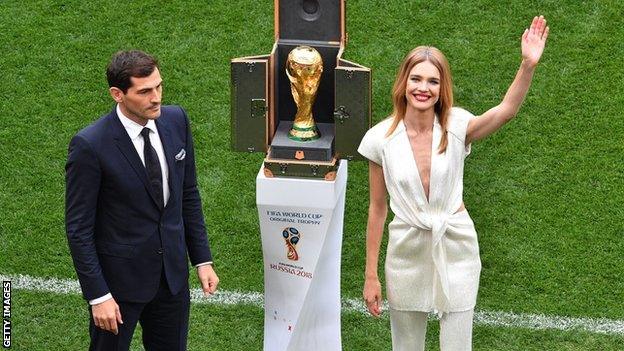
[286,46,323,141]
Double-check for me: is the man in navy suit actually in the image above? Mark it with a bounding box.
[65,50,219,350]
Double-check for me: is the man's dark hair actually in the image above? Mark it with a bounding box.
[106,50,159,93]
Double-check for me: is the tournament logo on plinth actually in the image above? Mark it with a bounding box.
[268,224,315,283]
[265,210,324,285]
[283,227,301,261]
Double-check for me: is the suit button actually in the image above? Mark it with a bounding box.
[157,248,163,255]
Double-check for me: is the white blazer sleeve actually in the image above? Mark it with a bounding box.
[357,125,383,165]
[447,107,476,157]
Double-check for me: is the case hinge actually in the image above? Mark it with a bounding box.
[333,106,349,124]
[251,99,267,119]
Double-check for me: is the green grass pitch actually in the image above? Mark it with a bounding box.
[1,0,623,349]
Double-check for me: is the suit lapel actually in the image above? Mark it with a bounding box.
[108,110,162,210]
[155,118,176,207]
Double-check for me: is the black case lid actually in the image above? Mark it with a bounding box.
[277,0,343,42]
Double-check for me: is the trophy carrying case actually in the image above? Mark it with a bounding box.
[231,0,371,179]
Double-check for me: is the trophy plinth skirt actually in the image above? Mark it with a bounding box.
[256,161,347,351]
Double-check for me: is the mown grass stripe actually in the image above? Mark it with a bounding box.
[2,273,623,336]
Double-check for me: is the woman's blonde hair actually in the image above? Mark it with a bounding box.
[386,46,453,153]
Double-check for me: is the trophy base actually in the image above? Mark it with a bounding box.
[270,121,334,161]
[288,124,320,142]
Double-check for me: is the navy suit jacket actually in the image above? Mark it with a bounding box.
[65,105,212,303]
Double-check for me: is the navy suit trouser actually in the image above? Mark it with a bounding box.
[88,272,190,351]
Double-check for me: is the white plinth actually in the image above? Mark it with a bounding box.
[256,161,347,351]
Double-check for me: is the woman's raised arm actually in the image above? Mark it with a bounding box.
[466,16,550,144]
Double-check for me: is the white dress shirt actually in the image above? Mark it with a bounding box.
[117,104,170,206]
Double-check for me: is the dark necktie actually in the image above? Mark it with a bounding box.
[141,128,164,209]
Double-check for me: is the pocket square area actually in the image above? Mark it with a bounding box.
[175,149,186,161]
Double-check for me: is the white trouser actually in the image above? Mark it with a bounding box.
[389,308,474,351]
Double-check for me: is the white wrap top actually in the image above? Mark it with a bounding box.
[358,107,481,315]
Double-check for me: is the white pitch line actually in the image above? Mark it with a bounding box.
[2,273,623,336]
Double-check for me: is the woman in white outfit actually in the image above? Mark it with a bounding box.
[358,16,549,350]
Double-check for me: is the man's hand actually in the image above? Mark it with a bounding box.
[197,264,219,296]
[91,298,123,335]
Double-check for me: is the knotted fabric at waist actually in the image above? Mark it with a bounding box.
[394,210,472,317]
